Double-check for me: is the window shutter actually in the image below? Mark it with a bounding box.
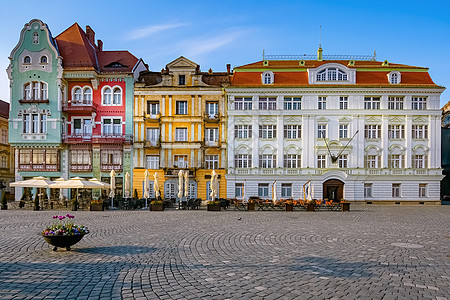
[259,125,262,138]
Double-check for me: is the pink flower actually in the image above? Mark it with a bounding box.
[58,216,65,220]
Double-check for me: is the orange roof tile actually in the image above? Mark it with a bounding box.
[97,51,138,73]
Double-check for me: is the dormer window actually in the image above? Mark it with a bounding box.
[40,56,47,64]
[388,71,401,84]
[316,68,348,81]
[262,71,274,84]
[179,75,186,85]
[23,56,31,64]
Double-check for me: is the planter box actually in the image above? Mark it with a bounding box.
[285,203,294,212]
[207,204,221,211]
[306,203,315,212]
[247,202,255,211]
[341,202,350,212]
[90,203,104,211]
[150,204,164,211]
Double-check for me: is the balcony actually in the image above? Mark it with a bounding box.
[204,113,220,123]
[62,100,97,113]
[144,140,160,148]
[19,163,59,172]
[144,114,161,122]
[204,140,219,147]
[63,134,133,145]
[100,164,123,172]
[164,168,196,177]
[70,164,92,172]
[19,98,49,104]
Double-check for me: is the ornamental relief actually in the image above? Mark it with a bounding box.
[17,105,51,116]
[259,116,276,123]
[365,116,381,122]
[413,116,428,123]
[235,117,252,123]
[284,116,302,123]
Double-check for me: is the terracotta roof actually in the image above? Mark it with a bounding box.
[201,73,229,86]
[0,100,9,119]
[97,51,138,73]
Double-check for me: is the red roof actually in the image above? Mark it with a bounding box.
[97,51,138,73]
[0,100,9,119]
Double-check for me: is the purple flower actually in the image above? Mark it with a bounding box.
[58,216,65,220]
[52,215,58,219]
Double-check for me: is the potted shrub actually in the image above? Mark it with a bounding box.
[0,192,7,210]
[207,200,221,211]
[90,200,104,211]
[42,214,89,251]
[150,200,164,211]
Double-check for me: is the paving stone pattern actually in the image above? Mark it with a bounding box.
[0,206,449,299]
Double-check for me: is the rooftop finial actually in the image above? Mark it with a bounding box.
[263,49,265,61]
[372,50,377,61]
[319,25,322,48]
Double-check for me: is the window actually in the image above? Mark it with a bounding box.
[176,101,188,115]
[101,150,122,166]
[258,183,269,197]
[146,128,160,146]
[339,124,348,139]
[235,183,244,198]
[317,155,326,168]
[146,155,160,169]
[259,97,277,110]
[175,128,188,141]
[262,71,274,84]
[388,97,404,110]
[364,97,380,110]
[365,155,380,168]
[412,125,428,139]
[23,114,30,133]
[178,75,186,85]
[419,184,427,198]
[206,102,218,117]
[389,72,399,84]
[318,97,327,110]
[0,156,6,169]
[73,118,92,136]
[102,118,121,136]
[24,56,31,64]
[412,97,427,110]
[147,101,160,115]
[40,115,47,133]
[111,88,121,105]
[259,125,277,139]
[392,183,401,198]
[340,96,348,109]
[389,154,404,169]
[103,87,112,105]
[46,150,59,165]
[234,97,252,110]
[71,150,92,166]
[284,154,301,168]
[364,183,373,198]
[40,56,47,64]
[284,97,301,110]
[0,128,7,144]
[164,181,176,199]
[284,125,301,139]
[174,155,188,168]
[74,88,82,102]
[205,155,219,169]
[413,154,427,169]
[317,124,327,139]
[235,125,252,139]
[19,149,59,169]
[23,81,47,101]
[364,125,381,139]
[19,149,32,165]
[33,82,39,100]
[281,183,292,198]
[388,125,405,139]
[22,113,47,134]
[32,114,39,133]
[259,154,276,168]
[83,88,92,103]
[33,32,39,44]
[338,155,348,168]
[205,128,219,143]
[235,154,252,168]
[316,68,348,81]
[23,83,31,100]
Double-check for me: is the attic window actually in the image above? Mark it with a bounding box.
[23,56,31,64]
[388,71,401,84]
[262,71,274,84]
[40,56,47,64]
[105,62,126,68]
[316,68,348,81]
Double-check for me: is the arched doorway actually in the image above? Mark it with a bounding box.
[323,179,344,202]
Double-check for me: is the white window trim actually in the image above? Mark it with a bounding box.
[261,70,274,84]
[100,116,123,136]
[101,85,123,106]
[308,63,356,84]
[388,71,401,84]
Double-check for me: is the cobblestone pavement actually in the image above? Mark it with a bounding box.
[0,205,449,300]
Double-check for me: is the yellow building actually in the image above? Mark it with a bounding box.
[0,100,15,200]
[133,57,229,201]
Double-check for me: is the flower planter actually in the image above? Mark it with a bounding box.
[90,203,104,211]
[42,234,86,251]
[247,202,255,211]
[285,203,294,212]
[341,202,350,212]
[306,203,315,212]
[150,204,164,211]
[207,204,221,211]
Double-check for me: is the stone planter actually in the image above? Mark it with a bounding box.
[150,204,164,211]
[247,202,255,211]
[285,203,294,212]
[42,234,86,251]
[90,203,104,211]
[207,204,221,211]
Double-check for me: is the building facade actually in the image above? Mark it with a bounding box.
[441,100,450,201]
[133,57,228,201]
[225,49,444,203]
[0,100,14,200]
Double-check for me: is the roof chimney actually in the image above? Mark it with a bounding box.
[317,46,323,61]
[97,39,103,51]
[86,25,95,45]
[226,64,231,75]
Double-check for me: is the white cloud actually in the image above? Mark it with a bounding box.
[127,22,190,40]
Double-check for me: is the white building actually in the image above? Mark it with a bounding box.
[225,49,444,204]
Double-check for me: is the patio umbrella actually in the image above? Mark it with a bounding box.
[109,170,116,208]
[210,170,218,200]
[143,170,150,208]
[184,170,189,198]
[272,181,277,203]
[177,170,183,199]
[10,177,54,207]
[153,172,160,198]
[124,172,131,199]
[88,178,110,189]
[49,177,109,205]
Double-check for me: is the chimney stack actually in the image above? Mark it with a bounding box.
[86,25,95,45]
[97,39,103,51]
[226,64,231,75]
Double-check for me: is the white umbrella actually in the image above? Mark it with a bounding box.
[153,172,160,198]
[109,170,116,208]
[177,170,184,199]
[49,177,109,206]
[210,170,218,200]
[143,170,150,208]
[272,181,277,203]
[10,176,53,188]
[184,170,189,198]
[124,172,131,198]
[88,178,110,189]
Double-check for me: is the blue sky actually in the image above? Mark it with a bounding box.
[1,0,449,107]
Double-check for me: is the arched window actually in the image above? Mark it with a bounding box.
[32,82,39,100]
[74,88,82,102]
[83,87,92,103]
[40,83,47,100]
[388,71,401,84]
[113,88,122,104]
[262,71,274,84]
[40,56,47,64]
[23,83,31,100]
[24,56,31,64]
[316,68,348,81]
[103,87,112,105]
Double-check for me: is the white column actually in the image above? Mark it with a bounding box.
[168,96,172,116]
[381,116,389,168]
[252,115,259,168]
[191,96,195,116]
[405,115,412,168]
[168,123,172,142]
[161,95,165,115]
[228,116,235,168]
[141,96,145,116]
[140,123,145,142]
[357,115,365,168]
[277,115,283,168]
[301,115,309,168]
